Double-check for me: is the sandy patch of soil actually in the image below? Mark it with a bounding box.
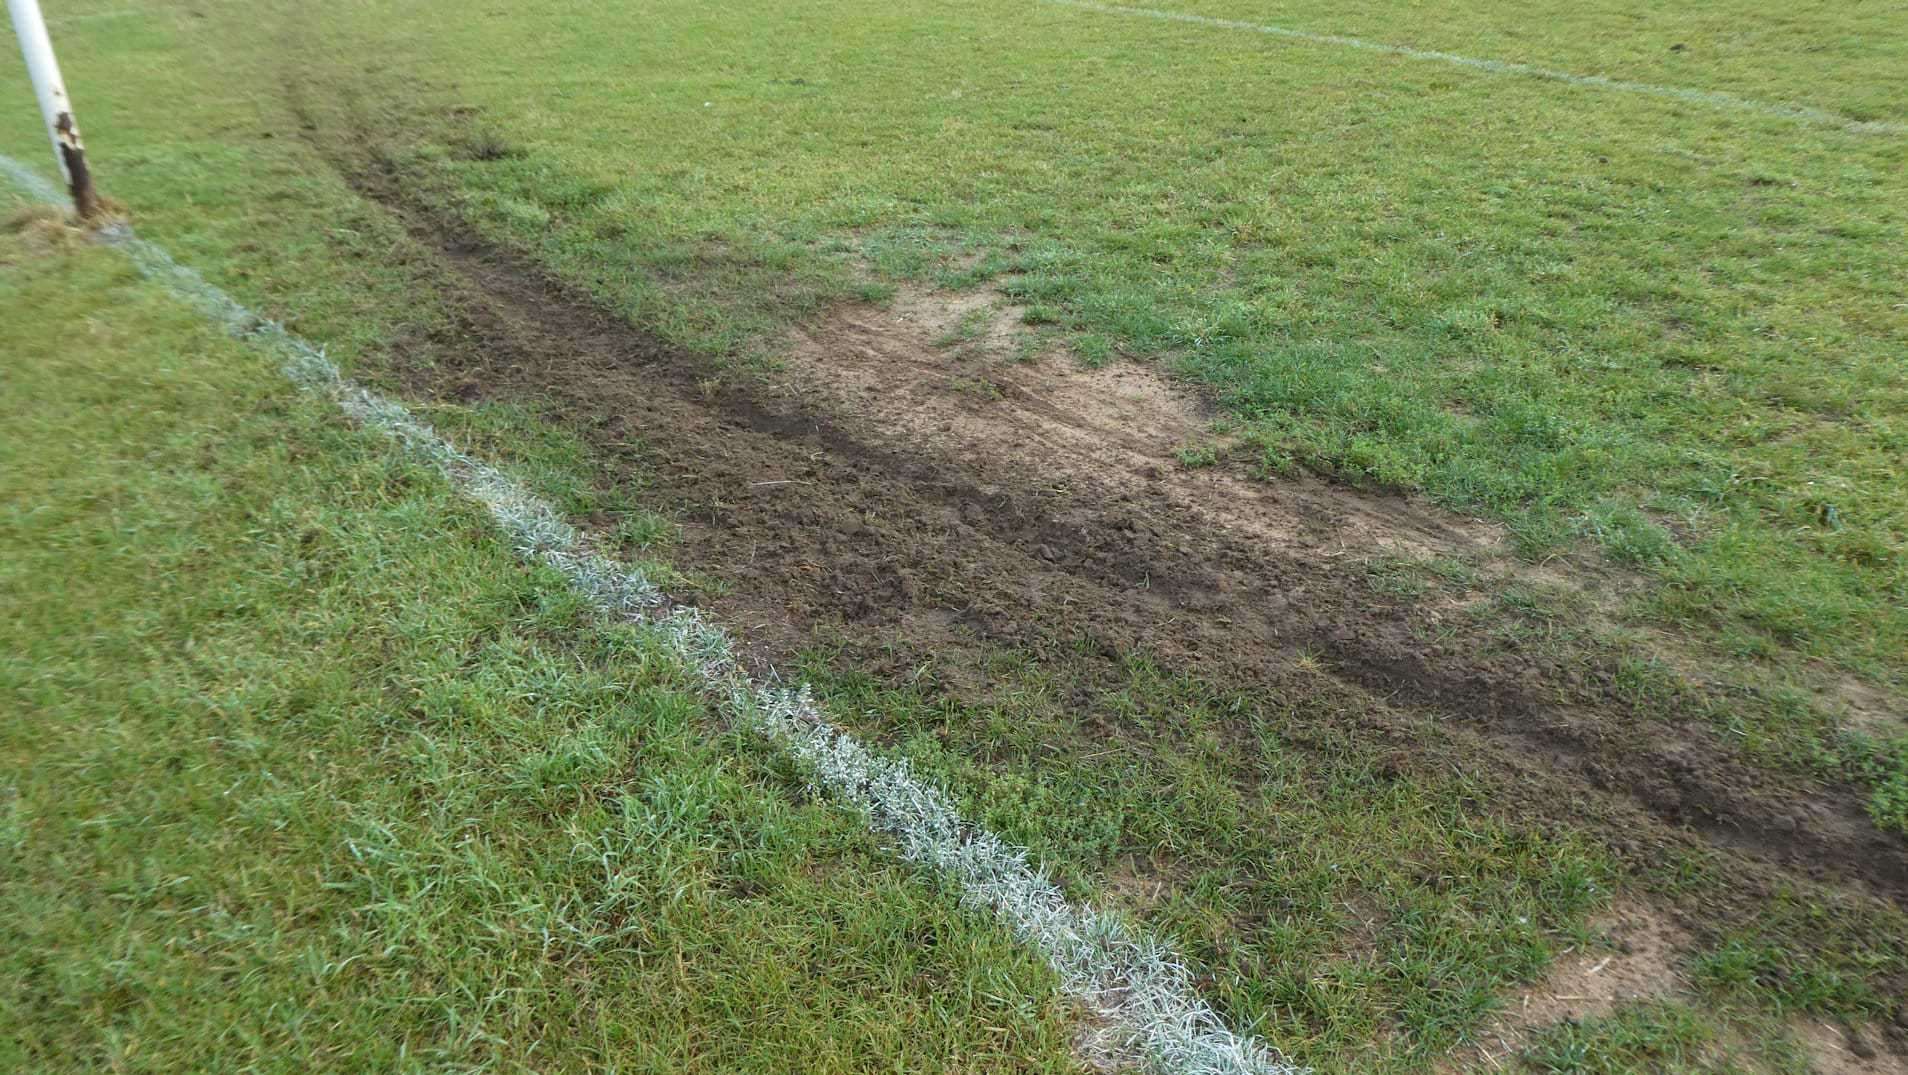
[782,286,1510,569]
[1796,1020,1908,1075]
[1441,903,1691,1071]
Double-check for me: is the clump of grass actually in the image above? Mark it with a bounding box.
[1075,333,1113,367]
[4,203,84,254]
[1175,442,1219,468]
[1517,1002,1721,1074]
[455,130,523,162]
[1861,742,1908,835]
[935,305,994,348]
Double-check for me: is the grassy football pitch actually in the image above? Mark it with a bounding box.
[4,1,1906,1070]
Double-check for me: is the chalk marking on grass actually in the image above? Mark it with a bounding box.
[0,154,1301,1075]
[1042,0,1903,135]
[1,152,61,202]
[47,9,152,24]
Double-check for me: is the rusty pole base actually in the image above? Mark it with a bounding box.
[10,0,103,222]
[55,116,99,221]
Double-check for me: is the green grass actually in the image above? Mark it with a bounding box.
[1510,998,1863,1074]
[230,0,1908,695]
[1516,1002,1735,1074]
[796,644,1612,1069]
[787,636,1908,1070]
[6,0,1904,707]
[5,0,1908,1069]
[1103,0,1908,124]
[0,227,1085,1072]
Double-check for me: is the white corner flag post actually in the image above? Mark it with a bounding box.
[7,0,99,218]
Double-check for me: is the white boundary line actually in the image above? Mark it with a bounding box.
[1042,0,1904,135]
[1,155,1302,1075]
[45,9,152,24]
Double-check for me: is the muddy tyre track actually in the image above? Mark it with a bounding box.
[294,130,1908,909]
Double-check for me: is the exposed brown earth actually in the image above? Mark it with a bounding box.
[1797,1020,1908,1075]
[1442,903,1692,1070]
[343,179,1908,906]
[1442,904,1906,1074]
[784,286,1516,569]
[276,111,1908,1056]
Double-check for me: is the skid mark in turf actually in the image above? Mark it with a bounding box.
[0,153,1303,1075]
[1042,0,1902,135]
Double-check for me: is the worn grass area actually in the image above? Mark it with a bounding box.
[240,0,1908,695]
[182,0,1904,823]
[4,0,1908,1071]
[3,2,1903,781]
[799,644,1613,1067]
[0,228,1084,1072]
[789,636,1908,1071]
[6,207,1894,1075]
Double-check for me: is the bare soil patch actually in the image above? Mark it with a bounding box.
[311,142,1908,911]
[783,287,1508,568]
[1102,854,1185,916]
[1443,907,1907,1074]
[1831,675,1907,740]
[1446,903,1692,1070]
[1517,906,1691,1027]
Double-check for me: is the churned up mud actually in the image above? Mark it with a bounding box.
[280,99,1908,1060]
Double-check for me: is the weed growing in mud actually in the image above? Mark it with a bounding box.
[1176,443,1220,469]
[1516,1002,1720,1074]
[936,305,996,349]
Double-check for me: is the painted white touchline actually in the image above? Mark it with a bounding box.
[1042,0,1903,135]
[0,153,57,200]
[46,9,152,24]
[1,155,1301,1075]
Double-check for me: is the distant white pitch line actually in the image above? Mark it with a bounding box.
[0,154,1301,1075]
[46,9,151,23]
[1042,0,1903,135]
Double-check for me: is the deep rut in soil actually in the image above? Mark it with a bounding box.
[271,77,1908,935]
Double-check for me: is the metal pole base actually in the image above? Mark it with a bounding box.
[53,113,99,219]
